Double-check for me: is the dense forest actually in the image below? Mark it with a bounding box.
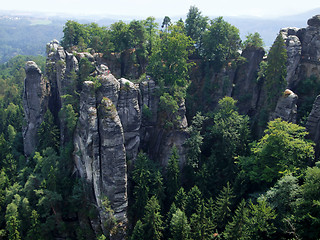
[0,6,320,240]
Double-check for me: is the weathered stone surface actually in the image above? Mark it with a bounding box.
[117,78,141,160]
[281,28,302,88]
[270,89,298,123]
[74,80,128,236]
[306,95,320,141]
[98,97,127,223]
[232,47,265,115]
[23,61,48,156]
[306,95,320,159]
[307,15,320,27]
[97,70,120,106]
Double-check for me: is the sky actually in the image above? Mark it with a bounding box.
[1,0,320,19]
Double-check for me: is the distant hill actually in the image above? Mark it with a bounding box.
[0,8,319,63]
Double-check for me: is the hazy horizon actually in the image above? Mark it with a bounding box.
[1,0,320,20]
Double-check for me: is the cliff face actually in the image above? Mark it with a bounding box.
[23,40,189,237]
[22,61,49,157]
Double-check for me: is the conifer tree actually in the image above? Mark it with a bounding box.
[170,208,191,240]
[166,145,180,204]
[185,185,202,217]
[265,33,287,111]
[142,196,163,240]
[214,182,235,231]
[174,187,187,211]
[130,220,144,240]
[223,199,249,240]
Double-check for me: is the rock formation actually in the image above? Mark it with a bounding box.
[22,61,48,156]
[307,95,320,159]
[23,40,190,238]
[270,89,298,123]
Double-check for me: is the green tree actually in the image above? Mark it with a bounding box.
[238,118,314,186]
[143,17,159,55]
[185,6,208,53]
[185,112,206,173]
[202,17,241,70]
[170,208,191,240]
[185,185,202,217]
[246,199,277,239]
[132,152,152,220]
[166,146,181,204]
[295,165,320,239]
[189,200,216,240]
[37,110,60,153]
[130,220,144,240]
[265,33,287,110]
[5,201,21,240]
[147,23,194,90]
[223,199,249,240]
[142,196,163,240]
[214,182,235,231]
[200,97,250,194]
[174,187,187,211]
[242,32,264,49]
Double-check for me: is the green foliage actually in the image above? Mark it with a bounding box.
[147,23,194,91]
[265,33,287,111]
[166,146,181,204]
[295,166,320,239]
[37,110,60,153]
[170,208,191,240]
[202,17,241,70]
[185,6,208,53]
[243,32,264,49]
[200,97,250,194]
[223,199,249,240]
[185,112,206,172]
[264,174,300,218]
[142,196,163,240]
[130,220,144,240]
[238,118,315,185]
[214,182,235,230]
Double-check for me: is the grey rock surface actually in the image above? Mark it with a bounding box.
[270,89,298,123]
[117,78,141,160]
[23,61,48,156]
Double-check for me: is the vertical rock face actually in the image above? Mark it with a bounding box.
[232,47,265,115]
[270,89,298,123]
[22,61,48,156]
[98,97,127,222]
[307,95,320,159]
[280,27,303,88]
[117,78,141,160]
[74,73,128,235]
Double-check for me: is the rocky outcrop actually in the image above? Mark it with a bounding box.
[22,61,48,156]
[280,28,303,88]
[270,89,298,123]
[306,95,320,159]
[232,47,265,115]
[117,78,141,160]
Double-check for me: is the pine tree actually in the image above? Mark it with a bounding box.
[130,220,144,240]
[214,182,235,231]
[185,185,202,217]
[37,110,60,153]
[265,33,287,111]
[170,208,191,240]
[223,199,249,240]
[142,196,163,240]
[174,187,187,211]
[166,145,180,204]
[190,200,216,240]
